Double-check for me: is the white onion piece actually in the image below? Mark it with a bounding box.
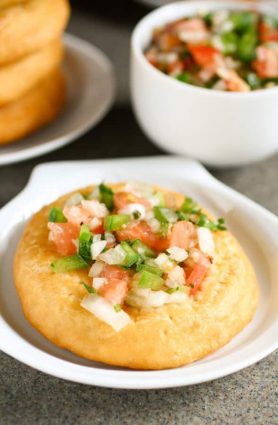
[64,192,84,207]
[89,261,104,278]
[92,277,107,290]
[81,295,131,332]
[124,181,153,198]
[166,265,185,288]
[148,217,161,233]
[154,254,175,272]
[167,246,188,262]
[125,288,188,308]
[197,227,215,257]
[93,234,102,243]
[104,232,116,245]
[118,203,146,219]
[91,240,107,260]
[89,217,101,230]
[81,200,108,218]
[99,245,126,265]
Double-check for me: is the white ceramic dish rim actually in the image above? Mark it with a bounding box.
[131,0,278,98]
[0,156,277,389]
[0,33,116,166]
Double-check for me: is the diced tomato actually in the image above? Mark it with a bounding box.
[173,17,208,37]
[117,221,168,252]
[188,45,220,72]
[114,192,151,211]
[101,265,130,281]
[90,219,105,235]
[48,222,80,255]
[155,31,182,52]
[99,279,128,306]
[99,265,130,305]
[169,221,196,250]
[252,46,278,78]
[259,21,278,42]
[187,263,209,295]
[167,60,184,74]
[63,205,91,227]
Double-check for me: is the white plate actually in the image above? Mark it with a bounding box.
[0,156,277,389]
[0,34,115,166]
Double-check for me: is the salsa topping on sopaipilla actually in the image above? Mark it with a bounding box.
[48,182,226,331]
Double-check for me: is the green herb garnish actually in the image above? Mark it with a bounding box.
[81,282,96,294]
[114,304,122,312]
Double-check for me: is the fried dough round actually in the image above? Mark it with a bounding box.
[14,185,259,370]
[0,69,65,145]
[0,39,63,106]
[0,0,69,65]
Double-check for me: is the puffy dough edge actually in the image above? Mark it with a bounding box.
[14,185,259,370]
[0,0,70,64]
[0,68,66,145]
[0,39,64,106]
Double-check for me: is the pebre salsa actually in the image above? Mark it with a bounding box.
[144,9,278,92]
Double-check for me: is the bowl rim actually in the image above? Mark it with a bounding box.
[131,0,278,98]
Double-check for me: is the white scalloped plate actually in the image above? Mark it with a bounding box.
[0,34,115,165]
[0,156,277,389]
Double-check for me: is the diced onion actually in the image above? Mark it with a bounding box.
[165,265,185,288]
[81,200,108,218]
[89,217,102,230]
[197,227,215,257]
[91,240,107,260]
[93,234,102,243]
[167,246,188,262]
[89,261,105,277]
[148,218,161,233]
[154,253,175,272]
[104,232,116,244]
[81,295,131,332]
[118,203,146,219]
[64,192,84,207]
[92,277,107,290]
[99,245,126,265]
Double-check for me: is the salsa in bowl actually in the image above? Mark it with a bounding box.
[144,9,278,92]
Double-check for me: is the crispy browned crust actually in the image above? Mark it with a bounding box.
[14,185,259,370]
[0,68,66,145]
[0,39,64,106]
[0,0,70,65]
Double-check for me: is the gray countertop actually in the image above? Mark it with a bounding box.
[0,3,277,424]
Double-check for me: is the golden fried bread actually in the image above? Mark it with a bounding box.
[0,39,63,106]
[14,185,259,370]
[0,0,69,64]
[0,69,65,145]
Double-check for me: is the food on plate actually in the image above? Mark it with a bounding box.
[0,0,69,65]
[0,69,65,145]
[0,0,70,144]
[0,39,63,106]
[14,182,258,369]
[144,9,278,91]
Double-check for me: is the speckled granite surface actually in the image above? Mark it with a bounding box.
[0,2,277,424]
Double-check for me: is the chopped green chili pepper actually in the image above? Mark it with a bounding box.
[104,214,130,231]
[51,255,88,273]
[138,270,164,290]
[48,207,67,223]
[120,241,139,267]
[81,282,96,294]
[99,183,114,210]
[114,304,122,312]
[132,239,155,259]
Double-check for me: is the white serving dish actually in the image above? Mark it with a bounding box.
[0,33,115,165]
[131,1,278,166]
[0,156,277,389]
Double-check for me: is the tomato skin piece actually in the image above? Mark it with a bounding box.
[170,221,196,250]
[252,46,278,78]
[101,265,130,281]
[114,192,151,211]
[187,263,208,295]
[259,22,278,42]
[117,221,168,252]
[188,45,220,71]
[48,222,80,255]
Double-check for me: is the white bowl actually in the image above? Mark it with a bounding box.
[130,1,278,167]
